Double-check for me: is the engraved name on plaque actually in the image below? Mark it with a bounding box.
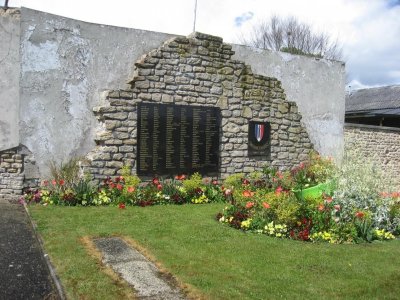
[137,103,220,176]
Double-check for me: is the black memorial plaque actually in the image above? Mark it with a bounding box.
[137,103,220,176]
[248,121,271,158]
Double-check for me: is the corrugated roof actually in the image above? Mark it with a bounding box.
[346,85,400,113]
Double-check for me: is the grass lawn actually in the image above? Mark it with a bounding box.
[29,204,400,299]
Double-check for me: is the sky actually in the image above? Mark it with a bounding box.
[3,0,400,90]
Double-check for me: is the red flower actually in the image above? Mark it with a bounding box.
[157,184,162,190]
[245,201,255,209]
[262,202,270,209]
[275,186,283,195]
[127,186,135,193]
[42,180,49,186]
[152,178,160,185]
[116,184,123,190]
[242,178,250,185]
[355,211,365,219]
[51,179,57,185]
[242,190,254,198]
[109,182,115,189]
[59,179,65,186]
[118,203,126,209]
[334,204,341,211]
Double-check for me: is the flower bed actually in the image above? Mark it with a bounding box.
[216,152,400,243]
[22,169,226,207]
[22,151,400,244]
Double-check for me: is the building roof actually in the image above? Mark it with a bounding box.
[346,85,400,115]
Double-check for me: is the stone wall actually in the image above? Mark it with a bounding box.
[0,148,24,201]
[344,124,400,189]
[87,33,313,181]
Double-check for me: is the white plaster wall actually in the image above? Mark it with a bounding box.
[20,8,174,176]
[232,45,346,160]
[0,9,20,151]
[16,8,345,177]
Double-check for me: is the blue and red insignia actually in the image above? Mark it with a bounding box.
[255,123,264,142]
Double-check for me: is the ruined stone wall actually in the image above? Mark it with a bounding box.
[87,33,313,181]
[345,124,400,189]
[0,148,24,201]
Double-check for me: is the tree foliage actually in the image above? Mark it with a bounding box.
[240,15,343,61]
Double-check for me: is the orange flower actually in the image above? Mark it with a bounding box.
[242,190,255,198]
[391,192,400,198]
[318,204,325,211]
[127,186,135,193]
[262,202,270,209]
[245,201,255,209]
[175,174,186,180]
[355,211,365,219]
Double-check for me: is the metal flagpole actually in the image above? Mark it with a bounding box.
[193,0,198,32]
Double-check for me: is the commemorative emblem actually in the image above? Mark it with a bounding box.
[248,121,271,157]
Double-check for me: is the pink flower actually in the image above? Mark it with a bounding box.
[152,178,160,185]
[51,179,57,185]
[157,184,162,190]
[325,196,333,204]
[224,189,232,196]
[42,180,49,186]
[275,186,283,195]
[127,186,135,193]
[212,180,218,185]
[334,204,341,211]
[116,184,123,190]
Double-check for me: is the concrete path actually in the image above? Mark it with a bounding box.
[94,237,187,300]
[0,200,61,300]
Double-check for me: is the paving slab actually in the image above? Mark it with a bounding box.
[0,201,60,299]
[94,237,187,300]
